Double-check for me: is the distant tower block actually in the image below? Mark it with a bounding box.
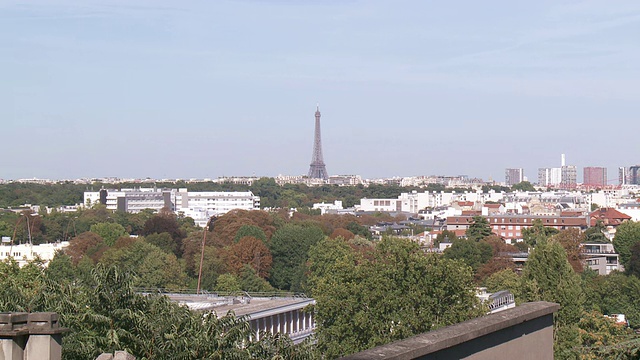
[308,105,328,179]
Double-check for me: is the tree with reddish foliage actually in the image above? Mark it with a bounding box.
[225,236,272,279]
[482,235,518,255]
[65,231,108,264]
[552,228,585,273]
[475,257,516,282]
[472,236,519,282]
[312,214,357,235]
[212,210,276,245]
[181,230,220,276]
[141,209,186,256]
[357,213,400,226]
[330,228,355,240]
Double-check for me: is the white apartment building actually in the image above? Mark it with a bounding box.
[617,202,640,221]
[175,189,260,227]
[84,188,261,227]
[538,168,562,187]
[582,243,623,275]
[328,175,362,186]
[358,191,498,214]
[84,188,174,213]
[0,242,69,267]
[313,201,344,215]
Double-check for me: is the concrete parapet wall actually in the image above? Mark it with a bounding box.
[341,301,560,360]
[96,351,136,360]
[0,312,68,360]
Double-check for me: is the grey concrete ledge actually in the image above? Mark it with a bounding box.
[340,301,560,360]
[0,312,69,336]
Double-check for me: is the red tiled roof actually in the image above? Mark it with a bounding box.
[430,229,467,237]
[589,208,632,226]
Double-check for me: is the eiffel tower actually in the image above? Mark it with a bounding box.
[308,105,328,179]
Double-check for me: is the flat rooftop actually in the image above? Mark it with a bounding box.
[162,293,313,318]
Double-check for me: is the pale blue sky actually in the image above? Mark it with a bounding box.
[2,1,639,182]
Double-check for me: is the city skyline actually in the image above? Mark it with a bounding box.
[2,1,640,180]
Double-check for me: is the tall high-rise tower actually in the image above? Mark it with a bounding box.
[308,105,328,179]
[505,168,524,186]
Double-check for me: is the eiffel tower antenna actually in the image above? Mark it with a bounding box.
[308,105,328,179]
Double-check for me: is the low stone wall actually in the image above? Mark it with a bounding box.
[340,301,560,360]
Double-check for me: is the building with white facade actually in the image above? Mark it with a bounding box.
[217,176,261,186]
[582,243,623,275]
[84,188,260,227]
[617,202,640,221]
[175,189,260,227]
[357,190,506,215]
[0,242,69,267]
[538,168,562,187]
[84,188,174,213]
[328,175,362,186]
[312,200,344,214]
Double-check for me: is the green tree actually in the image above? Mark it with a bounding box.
[0,258,45,312]
[584,221,608,243]
[520,239,585,358]
[0,220,12,238]
[112,210,147,235]
[588,272,640,328]
[40,211,65,242]
[483,269,521,299]
[99,240,188,289]
[522,219,559,248]
[0,262,317,359]
[434,229,459,246]
[511,181,535,192]
[145,232,177,254]
[309,237,484,358]
[269,223,325,291]
[443,238,492,272]
[192,246,227,291]
[90,222,128,247]
[216,273,241,292]
[575,310,640,358]
[239,265,275,292]
[628,241,640,277]
[306,237,356,296]
[613,221,640,270]
[345,221,372,240]
[234,224,267,243]
[250,177,282,208]
[44,252,77,284]
[465,216,492,242]
[521,239,584,325]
